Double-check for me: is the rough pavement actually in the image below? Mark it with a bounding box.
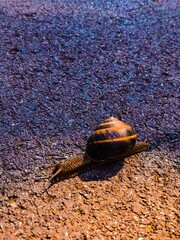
[0,0,179,239]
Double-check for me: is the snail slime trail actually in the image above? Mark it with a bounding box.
[43,117,150,182]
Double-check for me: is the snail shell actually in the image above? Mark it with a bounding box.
[86,117,136,161]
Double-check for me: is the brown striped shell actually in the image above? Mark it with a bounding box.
[85,117,137,162]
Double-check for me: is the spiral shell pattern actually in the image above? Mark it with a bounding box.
[85,117,136,162]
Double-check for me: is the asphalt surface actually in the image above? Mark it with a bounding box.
[0,0,179,239]
[0,0,179,177]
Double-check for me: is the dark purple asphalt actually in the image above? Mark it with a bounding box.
[0,0,179,182]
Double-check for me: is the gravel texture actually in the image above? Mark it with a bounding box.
[0,0,179,239]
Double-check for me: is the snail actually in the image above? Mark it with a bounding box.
[44,117,149,182]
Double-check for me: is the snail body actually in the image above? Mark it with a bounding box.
[44,117,149,182]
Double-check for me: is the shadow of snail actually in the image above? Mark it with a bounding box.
[41,117,149,190]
